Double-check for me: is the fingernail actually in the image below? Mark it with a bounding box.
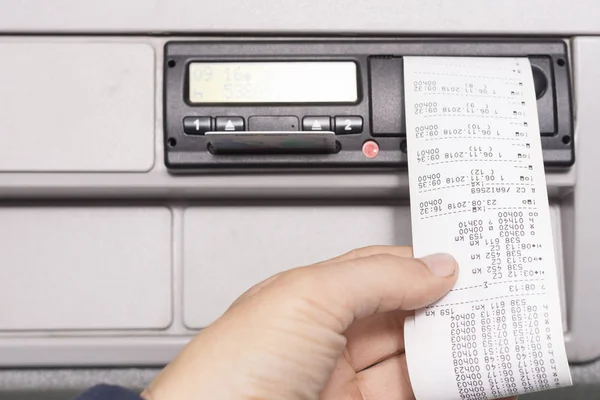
[420,253,457,277]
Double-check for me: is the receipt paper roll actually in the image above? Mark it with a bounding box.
[403,56,572,400]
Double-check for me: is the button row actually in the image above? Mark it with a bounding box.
[183,117,244,135]
[183,116,363,135]
[301,116,363,134]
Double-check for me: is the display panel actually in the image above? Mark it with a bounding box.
[166,40,573,171]
[188,62,358,104]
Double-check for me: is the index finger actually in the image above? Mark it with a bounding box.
[230,246,414,309]
[287,252,458,332]
[314,245,414,266]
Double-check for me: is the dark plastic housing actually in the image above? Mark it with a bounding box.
[164,40,574,172]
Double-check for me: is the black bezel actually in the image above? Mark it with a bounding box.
[164,39,574,172]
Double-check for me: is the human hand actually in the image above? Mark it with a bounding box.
[142,246,516,400]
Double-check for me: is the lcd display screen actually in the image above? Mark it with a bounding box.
[188,61,358,104]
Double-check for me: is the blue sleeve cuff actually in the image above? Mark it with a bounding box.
[73,384,143,400]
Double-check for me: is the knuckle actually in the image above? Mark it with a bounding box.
[346,245,385,259]
[365,252,402,266]
[345,247,371,260]
[276,267,316,291]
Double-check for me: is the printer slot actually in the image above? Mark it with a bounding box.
[206,131,337,154]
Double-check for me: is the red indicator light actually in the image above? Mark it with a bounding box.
[362,140,380,159]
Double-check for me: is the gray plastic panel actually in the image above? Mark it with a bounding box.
[0,42,155,172]
[0,36,591,370]
[0,207,172,330]
[563,37,600,362]
[182,205,408,327]
[0,362,598,399]
[0,337,187,368]
[0,37,576,199]
[0,202,564,367]
[0,0,599,34]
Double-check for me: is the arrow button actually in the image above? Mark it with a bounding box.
[216,117,245,131]
[302,116,331,132]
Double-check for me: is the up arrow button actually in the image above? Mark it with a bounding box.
[302,116,331,132]
[216,117,245,131]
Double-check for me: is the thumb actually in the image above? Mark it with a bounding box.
[285,252,459,333]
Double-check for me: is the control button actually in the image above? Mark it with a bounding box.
[216,117,245,131]
[334,116,363,134]
[183,116,212,135]
[249,116,299,131]
[362,140,380,159]
[302,116,331,131]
